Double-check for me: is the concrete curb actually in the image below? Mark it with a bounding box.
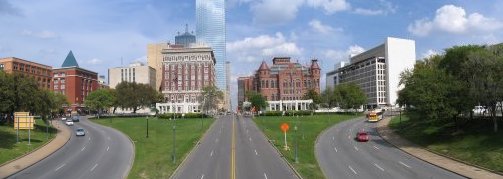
[0,120,71,179]
[169,117,218,179]
[250,116,304,179]
[88,116,135,179]
[376,116,503,179]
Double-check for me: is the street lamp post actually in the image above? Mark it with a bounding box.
[172,119,176,164]
[146,116,149,138]
[399,108,402,130]
[294,125,298,163]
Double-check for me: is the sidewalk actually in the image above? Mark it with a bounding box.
[0,120,71,178]
[376,117,503,179]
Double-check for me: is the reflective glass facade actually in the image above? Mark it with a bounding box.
[196,0,226,91]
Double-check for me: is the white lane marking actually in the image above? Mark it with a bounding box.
[249,137,252,141]
[107,137,111,140]
[374,163,384,171]
[54,163,66,171]
[332,136,334,141]
[210,150,214,157]
[107,146,110,151]
[334,147,338,152]
[264,173,268,179]
[254,149,258,156]
[90,163,98,171]
[399,161,411,168]
[246,129,249,134]
[215,138,219,143]
[200,174,205,179]
[348,165,357,175]
[89,137,91,141]
[81,145,86,151]
[373,145,379,150]
[354,146,359,151]
[348,135,351,139]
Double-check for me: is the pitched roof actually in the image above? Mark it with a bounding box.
[258,61,269,70]
[311,59,320,69]
[61,50,79,67]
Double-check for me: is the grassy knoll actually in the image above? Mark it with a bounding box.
[0,119,57,164]
[389,115,503,173]
[254,114,359,178]
[93,117,213,179]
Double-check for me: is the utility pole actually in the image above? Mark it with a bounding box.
[294,125,298,163]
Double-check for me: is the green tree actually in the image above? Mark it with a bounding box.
[333,83,366,110]
[85,89,114,118]
[303,88,321,110]
[116,82,162,113]
[246,91,268,112]
[200,85,224,115]
[321,87,337,108]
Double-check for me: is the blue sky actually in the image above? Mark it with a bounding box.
[1,0,502,107]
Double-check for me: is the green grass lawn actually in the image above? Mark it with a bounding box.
[389,115,503,173]
[0,119,57,164]
[254,114,359,179]
[93,117,214,179]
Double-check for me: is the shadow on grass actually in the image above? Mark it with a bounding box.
[0,126,17,149]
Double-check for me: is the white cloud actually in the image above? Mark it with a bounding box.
[323,44,365,61]
[22,30,58,39]
[421,49,440,59]
[251,0,304,25]
[87,58,102,65]
[353,0,396,16]
[307,0,351,14]
[309,19,337,34]
[408,4,503,36]
[227,32,302,62]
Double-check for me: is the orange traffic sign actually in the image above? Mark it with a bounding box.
[280,123,289,133]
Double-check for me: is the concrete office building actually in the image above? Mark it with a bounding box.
[52,51,99,113]
[196,0,227,99]
[108,62,156,89]
[326,37,416,108]
[155,46,216,114]
[0,57,53,89]
[325,61,347,89]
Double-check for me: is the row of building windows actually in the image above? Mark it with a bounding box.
[12,62,51,76]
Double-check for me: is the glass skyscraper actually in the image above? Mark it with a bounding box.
[196,0,226,91]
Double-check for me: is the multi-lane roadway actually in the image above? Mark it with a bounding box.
[172,114,298,179]
[316,117,465,179]
[8,116,133,179]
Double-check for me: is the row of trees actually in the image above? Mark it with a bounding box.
[245,83,367,112]
[397,44,503,132]
[0,71,69,121]
[84,82,225,117]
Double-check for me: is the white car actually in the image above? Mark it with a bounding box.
[473,106,486,115]
[65,120,74,126]
[61,117,67,121]
[75,128,85,136]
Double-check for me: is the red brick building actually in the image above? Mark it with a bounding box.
[51,51,99,113]
[0,57,53,89]
[238,57,321,110]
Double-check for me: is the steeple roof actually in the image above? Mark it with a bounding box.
[258,61,269,70]
[311,59,320,69]
[61,50,79,67]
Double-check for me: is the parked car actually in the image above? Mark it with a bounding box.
[356,131,369,142]
[75,128,85,136]
[61,117,67,121]
[65,120,74,126]
[72,116,80,122]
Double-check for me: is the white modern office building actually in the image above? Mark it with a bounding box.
[326,37,416,108]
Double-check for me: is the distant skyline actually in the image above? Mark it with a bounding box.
[1,0,502,108]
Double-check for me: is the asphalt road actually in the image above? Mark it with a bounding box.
[172,114,298,179]
[315,117,465,179]
[8,116,134,179]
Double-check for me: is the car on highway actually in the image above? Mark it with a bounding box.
[65,119,74,126]
[356,131,369,142]
[72,116,80,122]
[75,128,85,136]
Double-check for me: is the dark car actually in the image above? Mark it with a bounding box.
[356,131,369,142]
[72,116,80,122]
